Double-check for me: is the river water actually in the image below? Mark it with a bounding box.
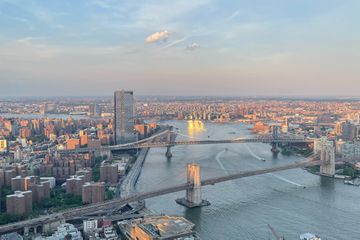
[136,120,360,240]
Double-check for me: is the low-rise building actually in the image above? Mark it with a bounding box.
[83,219,98,233]
[118,215,198,240]
[83,219,118,240]
[41,223,83,240]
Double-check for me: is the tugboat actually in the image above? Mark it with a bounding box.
[300,233,321,240]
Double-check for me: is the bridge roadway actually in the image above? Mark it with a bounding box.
[0,159,322,234]
[59,137,313,154]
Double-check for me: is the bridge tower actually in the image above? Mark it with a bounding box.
[315,137,335,176]
[165,131,173,159]
[100,148,112,161]
[271,126,280,155]
[176,163,210,208]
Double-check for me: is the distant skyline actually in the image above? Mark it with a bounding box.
[0,0,359,97]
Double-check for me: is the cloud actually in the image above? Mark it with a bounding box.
[185,42,200,51]
[15,36,48,43]
[144,30,169,44]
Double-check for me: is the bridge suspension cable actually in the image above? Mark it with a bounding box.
[110,129,171,147]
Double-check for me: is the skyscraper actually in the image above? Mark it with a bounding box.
[114,90,135,144]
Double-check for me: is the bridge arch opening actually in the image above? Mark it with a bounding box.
[36,225,43,234]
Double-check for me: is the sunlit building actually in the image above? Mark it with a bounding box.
[66,139,80,150]
[0,139,7,153]
[118,215,198,240]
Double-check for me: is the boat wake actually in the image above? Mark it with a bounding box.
[268,173,304,187]
[245,144,305,188]
[215,150,229,174]
[244,144,263,161]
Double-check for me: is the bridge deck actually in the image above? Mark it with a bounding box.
[202,160,322,186]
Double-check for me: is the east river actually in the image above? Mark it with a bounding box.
[136,120,360,240]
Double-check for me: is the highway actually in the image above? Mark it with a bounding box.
[120,147,149,197]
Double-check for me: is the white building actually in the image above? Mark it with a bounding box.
[83,219,98,233]
[103,227,117,240]
[43,223,82,240]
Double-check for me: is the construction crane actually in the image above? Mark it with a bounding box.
[267,224,285,240]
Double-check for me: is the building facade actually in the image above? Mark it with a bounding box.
[114,90,134,144]
[82,182,105,204]
[6,191,32,215]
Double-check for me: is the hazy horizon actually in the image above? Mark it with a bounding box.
[3,94,360,101]
[1,0,359,96]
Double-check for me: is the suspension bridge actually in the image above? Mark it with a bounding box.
[55,127,313,156]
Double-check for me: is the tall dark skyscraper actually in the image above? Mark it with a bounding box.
[114,90,135,144]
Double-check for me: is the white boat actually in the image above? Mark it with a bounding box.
[300,233,321,240]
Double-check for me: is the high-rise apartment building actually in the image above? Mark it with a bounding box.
[66,175,85,196]
[6,191,33,215]
[82,182,105,204]
[100,163,118,184]
[114,90,134,144]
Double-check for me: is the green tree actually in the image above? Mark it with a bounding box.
[343,166,356,178]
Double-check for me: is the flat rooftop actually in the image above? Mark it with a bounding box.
[136,216,195,238]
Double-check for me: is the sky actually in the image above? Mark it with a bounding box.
[0,0,359,97]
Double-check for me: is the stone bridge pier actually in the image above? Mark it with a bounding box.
[270,126,280,156]
[315,137,335,176]
[165,131,175,159]
[176,163,210,208]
